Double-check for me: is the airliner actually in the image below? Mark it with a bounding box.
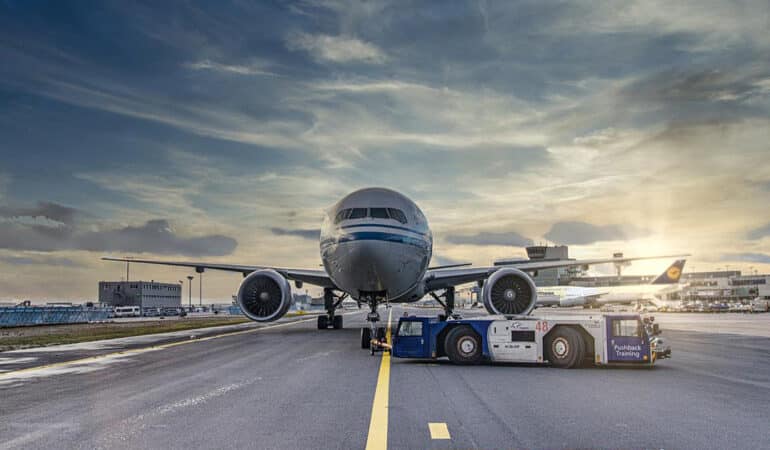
[537,259,687,308]
[104,187,686,348]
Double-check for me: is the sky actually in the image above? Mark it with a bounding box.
[0,0,769,301]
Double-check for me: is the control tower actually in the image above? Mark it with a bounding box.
[526,245,569,261]
[494,245,582,286]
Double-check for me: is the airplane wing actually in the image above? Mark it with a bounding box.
[423,254,688,291]
[101,257,335,288]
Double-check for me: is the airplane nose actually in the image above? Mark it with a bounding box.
[350,240,386,269]
[346,240,392,292]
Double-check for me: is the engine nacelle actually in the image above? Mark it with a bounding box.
[482,267,537,316]
[236,269,292,322]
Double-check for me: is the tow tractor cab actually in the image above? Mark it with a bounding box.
[392,313,670,368]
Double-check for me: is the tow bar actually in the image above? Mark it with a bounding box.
[370,337,391,355]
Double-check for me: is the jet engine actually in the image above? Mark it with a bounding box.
[236,269,292,322]
[482,267,537,315]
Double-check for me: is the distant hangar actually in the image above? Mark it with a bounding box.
[99,281,181,309]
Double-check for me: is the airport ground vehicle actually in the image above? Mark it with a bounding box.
[750,298,769,312]
[391,314,670,368]
[113,306,142,318]
[142,307,161,317]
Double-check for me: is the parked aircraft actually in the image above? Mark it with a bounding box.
[104,187,685,347]
[536,259,687,308]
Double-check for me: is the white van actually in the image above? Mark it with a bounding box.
[750,298,769,313]
[114,306,142,317]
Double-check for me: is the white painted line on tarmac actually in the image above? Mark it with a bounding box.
[0,316,323,382]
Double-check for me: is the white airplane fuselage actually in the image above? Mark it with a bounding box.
[320,188,433,301]
[542,283,683,307]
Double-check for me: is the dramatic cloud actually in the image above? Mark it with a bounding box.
[77,220,237,256]
[270,227,320,240]
[620,69,770,106]
[544,222,650,245]
[444,231,533,247]
[0,203,237,256]
[286,33,386,64]
[0,1,769,299]
[721,253,770,264]
[184,60,278,77]
[0,255,84,267]
[748,223,770,240]
[0,201,79,226]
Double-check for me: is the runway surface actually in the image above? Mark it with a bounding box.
[1,307,769,449]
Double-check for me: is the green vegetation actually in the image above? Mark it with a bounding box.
[0,317,251,351]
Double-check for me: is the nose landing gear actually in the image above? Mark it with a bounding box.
[360,292,388,351]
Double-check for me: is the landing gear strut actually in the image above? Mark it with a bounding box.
[360,294,387,351]
[318,288,346,330]
[429,287,455,321]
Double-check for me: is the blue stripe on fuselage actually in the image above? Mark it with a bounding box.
[339,223,428,237]
[321,231,431,250]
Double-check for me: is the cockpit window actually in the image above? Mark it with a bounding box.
[370,208,389,219]
[333,209,350,224]
[334,207,408,224]
[348,208,367,219]
[387,208,408,224]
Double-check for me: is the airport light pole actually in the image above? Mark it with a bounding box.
[196,267,204,307]
[179,280,185,310]
[187,275,194,309]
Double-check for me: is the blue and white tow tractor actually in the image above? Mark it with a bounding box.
[389,313,670,368]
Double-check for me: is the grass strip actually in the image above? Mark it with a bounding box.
[0,317,251,351]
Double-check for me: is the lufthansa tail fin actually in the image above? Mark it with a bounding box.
[651,259,686,285]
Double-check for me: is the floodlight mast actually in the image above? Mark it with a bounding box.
[187,275,194,308]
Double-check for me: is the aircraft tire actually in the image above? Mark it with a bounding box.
[361,327,371,349]
[545,327,585,369]
[333,315,343,329]
[445,326,483,365]
[317,315,328,330]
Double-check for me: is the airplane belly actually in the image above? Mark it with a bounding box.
[322,240,428,300]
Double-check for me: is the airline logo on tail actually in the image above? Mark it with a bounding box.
[651,259,686,285]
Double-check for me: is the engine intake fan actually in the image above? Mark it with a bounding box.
[482,267,537,316]
[236,269,292,322]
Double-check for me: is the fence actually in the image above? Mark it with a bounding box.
[0,306,112,327]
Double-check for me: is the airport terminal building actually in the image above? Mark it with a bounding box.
[98,281,182,308]
[730,275,770,299]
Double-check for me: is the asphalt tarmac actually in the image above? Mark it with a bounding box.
[1,307,769,449]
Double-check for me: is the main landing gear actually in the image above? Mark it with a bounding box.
[429,286,456,321]
[317,288,346,330]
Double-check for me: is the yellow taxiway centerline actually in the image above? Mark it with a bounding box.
[365,307,393,450]
[429,422,451,439]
